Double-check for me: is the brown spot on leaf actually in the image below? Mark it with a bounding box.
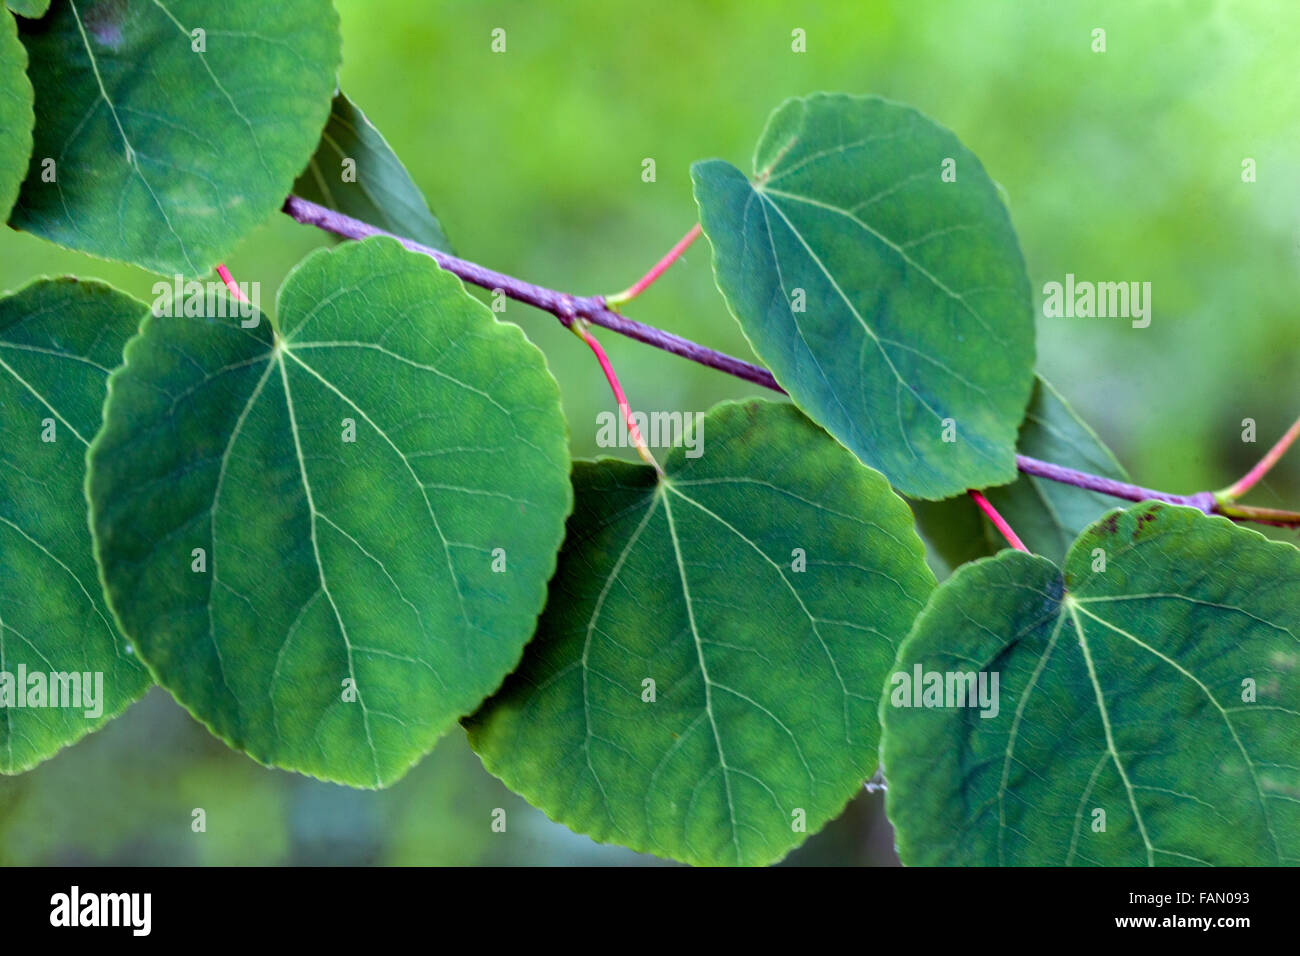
[1133,508,1160,539]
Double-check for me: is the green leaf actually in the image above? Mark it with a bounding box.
[881,502,1300,865]
[11,0,340,276]
[692,92,1035,500]
[0,7,33,221]
[5,2,50,19]
[0,278,151,773]
[466,400,935,866]
[912,377,1128,573]
[292,91,451,252]
[87,237,573,788]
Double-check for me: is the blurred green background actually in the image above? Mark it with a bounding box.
[2,0,1297,865]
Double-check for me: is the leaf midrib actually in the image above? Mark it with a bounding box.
[659,486,744,864]
[67,0,195,271]
[276,352,383,786]
[1071,600,1283,862]
[998,587,1287,865]
[746,178,1010,478]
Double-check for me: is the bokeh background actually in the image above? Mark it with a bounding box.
[2,0,1297,865]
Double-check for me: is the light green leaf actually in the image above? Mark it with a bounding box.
[87,237,573,788]
[0,7,33,221]
[467,400,935,866]
[11,0,340,275]
[882,502,1300,865]
[293,91,451,252]
[692,93,1035,500]
[0,278,151,773]
[6,2,50,19]
[912,377,1128,574]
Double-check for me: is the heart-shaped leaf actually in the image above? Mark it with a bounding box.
[1,278,151,773]
[693,93,1035,500]
[466,400,935,866]
[11,0,340,275]
[882,502,1300,865]
[293,91,450,252]
[0,7,33,221]
[88,237,573,788]
[912,377,1128,573]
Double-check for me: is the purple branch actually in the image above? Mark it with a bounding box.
[282,196,781,391]
[281,195,1288,523]
[1015,456,1217,513]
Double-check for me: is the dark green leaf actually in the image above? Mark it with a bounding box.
[882,502,1300,865]
[0,278,151,773]
[88,237,572,787]
[467,400,935,865]
[693,93,1035,499]
[11,0,340,275]
[293,91,450,252]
